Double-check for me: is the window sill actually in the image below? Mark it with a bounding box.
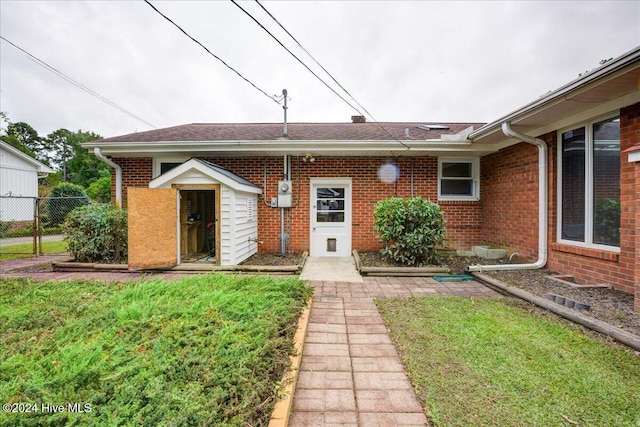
[437,199,481,205]
[551,242,620,262]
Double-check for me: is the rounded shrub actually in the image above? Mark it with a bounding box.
[63,204,128,263]
[373,196,446,266]
[46,182,89,227]
[86,176,112,203]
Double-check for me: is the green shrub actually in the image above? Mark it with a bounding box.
[86,176,111,203]
[63,204,127,263]
[46,182,89,227]
[374,196,446,266]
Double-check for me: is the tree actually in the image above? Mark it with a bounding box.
[64,130,108,188]
[0,121,43,160]
[44,128,74,181]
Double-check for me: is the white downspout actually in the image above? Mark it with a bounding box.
[466,122,548,272]
[93,147,122,208]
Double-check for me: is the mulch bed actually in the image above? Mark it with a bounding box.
[359,252,640,335]
[240,252,303,266]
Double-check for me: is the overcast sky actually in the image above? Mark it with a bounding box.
[1,1,638,139]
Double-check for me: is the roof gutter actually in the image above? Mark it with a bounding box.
[466,122,547,272]
[94,147,122,208]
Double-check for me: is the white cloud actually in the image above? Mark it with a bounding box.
[1,0,638,138]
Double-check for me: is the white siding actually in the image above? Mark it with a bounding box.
[0,145,39,221]
[220,186,233,265]
[233,193,259,264]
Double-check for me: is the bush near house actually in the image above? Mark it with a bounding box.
[63,204,127,263]
[45,183,89,227]
[374,196,446,266]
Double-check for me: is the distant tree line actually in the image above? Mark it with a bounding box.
[0,111,110,202]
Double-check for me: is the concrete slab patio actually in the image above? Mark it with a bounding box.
[290,260,500,427]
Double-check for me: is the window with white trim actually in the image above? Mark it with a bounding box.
[438,158,479,200]
[558,114,620,249]
[153,157,188,178]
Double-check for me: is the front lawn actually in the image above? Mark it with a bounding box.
[377,297,640,427]
[0,275,312,426]
[0,241,68,260]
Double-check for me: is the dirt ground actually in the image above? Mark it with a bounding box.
[240,252,302,266]
[358,252,640,335]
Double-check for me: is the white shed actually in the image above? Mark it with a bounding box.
[127,158,261,269]
[0,141,53,221]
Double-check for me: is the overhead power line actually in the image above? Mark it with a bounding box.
[144,0,278,105]
[0,36,157,129]
[254,0,375,120]
[242,1,409,150]
[230,0,364,115]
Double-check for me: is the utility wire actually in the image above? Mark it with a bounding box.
[247,1,409,150]
[0,36,157,129]
[230,0,363,115]
[254,0,375,120]
[144,0,278,105]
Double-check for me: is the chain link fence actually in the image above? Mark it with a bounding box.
[0,195,89,256]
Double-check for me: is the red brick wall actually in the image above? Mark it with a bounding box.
[112,156,483,254]
[480,102,639,297]
[480,141,542,261]
[635,158,640,312]
[111,157,153,207]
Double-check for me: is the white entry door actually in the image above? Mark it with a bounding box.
[310,179,352,256]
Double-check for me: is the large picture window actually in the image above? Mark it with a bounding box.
[438,158,479,200]
[558,115,620,248]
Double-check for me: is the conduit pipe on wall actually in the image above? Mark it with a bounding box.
[466,122,548,272]
[94,147,122,208]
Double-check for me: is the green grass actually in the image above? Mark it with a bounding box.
[0,275,312,426]
[376,297,640,427]
[0,241,68,260]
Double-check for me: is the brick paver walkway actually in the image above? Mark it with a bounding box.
[289,277,499,426]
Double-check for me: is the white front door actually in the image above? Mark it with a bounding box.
[310,179,352,257]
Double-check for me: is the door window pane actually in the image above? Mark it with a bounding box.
[561,127,586,242]
[317,188,345,199]
[316,187,345,223]
[592,117,620,246]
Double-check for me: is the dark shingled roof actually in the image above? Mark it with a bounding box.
[96,122,485,143]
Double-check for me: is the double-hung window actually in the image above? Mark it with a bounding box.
[438,158,479,201]
[558,114,620,249]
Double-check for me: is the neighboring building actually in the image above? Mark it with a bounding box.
[0,141,53,221]
[83,45,640,311]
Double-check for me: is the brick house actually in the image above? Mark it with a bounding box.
[84,46,640,311]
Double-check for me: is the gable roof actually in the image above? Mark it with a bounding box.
[94,122,483,143]
[0,141,54,174]
[149,158,261,194]
[84,122,490,158]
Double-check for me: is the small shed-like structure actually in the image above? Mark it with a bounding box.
[127,158,261,269]
[0,141,53,221]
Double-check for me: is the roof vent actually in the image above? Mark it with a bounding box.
[351,115,366,123]
[418,123,450,131]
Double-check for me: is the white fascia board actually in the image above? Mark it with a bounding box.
[82,139,482,156]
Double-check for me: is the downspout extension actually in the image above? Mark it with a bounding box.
[94,147,122,208]
[466,122,548,272]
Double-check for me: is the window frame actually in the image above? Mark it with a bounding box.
[153,156,189,179]
[437,157,480,201]
[556,112,621,252]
